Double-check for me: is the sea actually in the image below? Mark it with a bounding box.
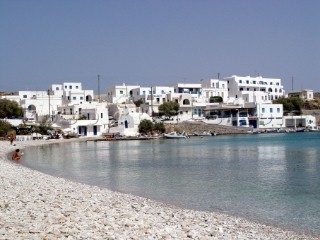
[20,132,320,236]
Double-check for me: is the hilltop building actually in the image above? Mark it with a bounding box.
[287,89,314,100]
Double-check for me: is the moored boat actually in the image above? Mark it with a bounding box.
[163,131,189,139]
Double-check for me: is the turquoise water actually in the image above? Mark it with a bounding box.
[21,132,320,235]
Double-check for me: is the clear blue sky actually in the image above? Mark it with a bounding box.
[1,0,319,93]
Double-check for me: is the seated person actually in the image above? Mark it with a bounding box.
[12,149,22,161]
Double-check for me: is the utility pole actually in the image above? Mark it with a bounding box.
[292,76,294,91]
[98,74,101,103]
[47,89,51,121]
[151,86,154,116]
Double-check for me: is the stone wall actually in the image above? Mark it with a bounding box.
[165,121,251,135]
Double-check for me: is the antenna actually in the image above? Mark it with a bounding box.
[292,76,294,91]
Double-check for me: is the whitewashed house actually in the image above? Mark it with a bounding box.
[200,79,229,102]
[106,84,140,104]
[1,82,95,122]
[109,106,152,136]
[55,102,109,136]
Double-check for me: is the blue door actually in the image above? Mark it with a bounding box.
[93,126,97,135]
[83,127,87,136]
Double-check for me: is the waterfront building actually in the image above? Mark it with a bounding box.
[283,115,316,129]
[109,106,152,136]
[55,102,109,137]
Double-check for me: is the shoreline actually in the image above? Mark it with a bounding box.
[0,138,318,239]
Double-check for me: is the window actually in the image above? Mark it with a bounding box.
[101,113,103,118]
[262,108,265,113]
[161,90,165,94]
[239,88,243,91]
[253,81,256,84]
[156,98,160,103]
[270,82,273,85]
[239,80,242,83]
[143,91,146,95]
[277,108,280,113]
[69,86,72,89]
[65,86,67,89]
[270,108,273,113]
[80,97,83,100]
[56,87,59,90]
[222,84,225,88]
[247,88,249,91]
[254,88,256,91]
[120,90,123,94]
[23,95,27,98]
[246,80,249,84]
[73,97,76,100]
[76,86,79,89]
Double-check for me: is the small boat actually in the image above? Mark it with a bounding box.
[163,131,189,139]
[295,128,305,132]
[308,127,320,132]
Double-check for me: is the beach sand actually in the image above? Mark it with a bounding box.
[0,138,318,239]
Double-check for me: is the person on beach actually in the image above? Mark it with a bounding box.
[9,133,15,145]
[12,149,22,161]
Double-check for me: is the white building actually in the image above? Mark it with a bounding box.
[109,107,152,136]
[283,115,316,129]
[225,75,285,104]
[200,79,229,102]
[133,86,175,115]
[106,84,140,104]
[255,103,284,128]
[55,102,109,136]
[1,82,95,121]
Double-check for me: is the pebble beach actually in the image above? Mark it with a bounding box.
[0,138,318,239]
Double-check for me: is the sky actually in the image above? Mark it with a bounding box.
[0,0,319,93]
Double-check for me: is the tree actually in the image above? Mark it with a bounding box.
[0,119,12,137]
[138,119,154,135]
[134,99,143,107]
[153,122,165,133]
[0,99,23,118]
[158,101,180,119]
[209,96,223,103]
[273,97,303,115]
